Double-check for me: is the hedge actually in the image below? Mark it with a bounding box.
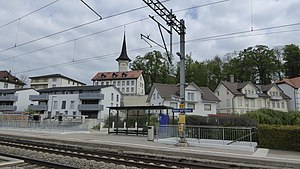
[258,125,300,151]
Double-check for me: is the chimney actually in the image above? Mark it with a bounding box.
[230,75,234,82]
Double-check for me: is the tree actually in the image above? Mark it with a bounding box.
[131,50,176,93]
[283,44,300,78]
[273,46,284,81]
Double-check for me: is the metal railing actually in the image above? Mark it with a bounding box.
[156,125,256,147]
[0,120,89,132]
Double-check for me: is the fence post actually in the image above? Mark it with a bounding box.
[250,128,252,147]
[222,128,225,145]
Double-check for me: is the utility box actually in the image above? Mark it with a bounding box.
[147,126,154,141]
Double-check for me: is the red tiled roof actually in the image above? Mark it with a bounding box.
[0,70,25,86]
[91,70,143,81]
[276,77,300,88]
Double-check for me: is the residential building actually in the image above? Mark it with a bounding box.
[91,34,145,95]
[0,88,38,113]
[123,95,149,106]
[28,85,122,122]
[276,77,300,111]
[147,83,220,116]
[29,74,86,89]
[214,81,290,114]
[0,70,25,89]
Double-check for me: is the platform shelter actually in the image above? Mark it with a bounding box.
[107,105,174,135]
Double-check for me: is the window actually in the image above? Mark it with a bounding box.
[111,93,114,101]
[157,94,160,99]
[170,102,178,108]
[258,100,262,107]
[131,87,134,92]
[204,104,211,111]
[187,103,195,109]
[251,99,255,107]
[106,82,109,85]
[73,111,77,117]
[53,78,57,82]
[55,111,59,115]
[227,99,231,107]
[122,81,125,86]
[52,84,56,87]
[116,94,119,102]
[53,101,58,109]
[272,101,275,108]
[245,99,249,107]
[68,80,70,84]
[281,102,285,108]
[277,101,280,108]
[121,88,125,92]
[238,98,242,106]
[3,83,8,89]
[117,81,120,86]
[127,81,130,86]
[101,82,104,85]
[226,90,230,95]
[61,101,66,109]
[187,92,194,101]
[126,87,129,92]
[131,80,134,86]
[153,94,156,100]
[113,81,116,86]
[70,101,75,109]
[267,101,270,107]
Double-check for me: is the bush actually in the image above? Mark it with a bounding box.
[185,114,256,127]
[245,109,300,125]
[258,125,300,151]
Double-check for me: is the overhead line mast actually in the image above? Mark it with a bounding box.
[142,0,187,144]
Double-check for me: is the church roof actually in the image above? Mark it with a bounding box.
[91,70,143,81]
[116,34,131,62]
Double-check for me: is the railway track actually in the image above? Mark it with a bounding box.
[0,136,221,169]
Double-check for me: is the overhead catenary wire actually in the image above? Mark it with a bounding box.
[0,0,60,29]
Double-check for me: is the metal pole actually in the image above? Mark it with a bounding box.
[179,19,186,144]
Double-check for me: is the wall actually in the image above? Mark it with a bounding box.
[278,84,297,111]
[215,84,234,114]
[101,86,122,120]
[15,89,38,112]
[0,81,16,89]
[47,93,80,117]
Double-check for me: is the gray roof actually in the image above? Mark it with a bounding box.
[38,85,113,93]
[29,74,86,85]
[199,87,220,102]
[0,88,35,94]
[220,81,244,95]
[147,83,219,102]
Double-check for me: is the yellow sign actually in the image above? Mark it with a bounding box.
[178,114,186,124]
[179,103,185,109]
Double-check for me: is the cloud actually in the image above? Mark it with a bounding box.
[0,0,299,84]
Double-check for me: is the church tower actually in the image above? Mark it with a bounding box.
[116,33,131,72]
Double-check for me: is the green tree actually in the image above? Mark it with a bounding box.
[131,50,176,93]
[283,44,300,78]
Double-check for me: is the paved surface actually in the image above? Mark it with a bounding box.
[0,128,300,168]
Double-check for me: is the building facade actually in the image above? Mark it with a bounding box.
[0,88,38,112]
[91,34,145,96]
[28,85,122,122]
[147,83,220,116]
[0,70,25,89]
[276,77,300,111]
[214,81,290,114]
[29,74,86,89]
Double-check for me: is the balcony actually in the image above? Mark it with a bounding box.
[28,105,48,111]
[78,104,104,111]
[245,93,259,99]
[79,93,104,100]
[29,95,49,101]
[0,105,17,111]
[270,95,283,100]
[0,95,18,101]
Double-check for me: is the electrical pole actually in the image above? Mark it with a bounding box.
[143,0,187,144]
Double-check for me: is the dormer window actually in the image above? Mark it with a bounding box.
[101,74,106,79]
[112,73,117,78]
[122,72,127,78]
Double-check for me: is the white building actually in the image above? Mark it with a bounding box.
[28,85,122,122]
[0,70,25,89]
[276,77,300,111]
[147,83,220,116]
[0,88,38,112]
[29,74,86,90]
[214,81,290,114]
[92,34,145,96]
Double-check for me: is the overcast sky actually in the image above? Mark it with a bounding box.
[0,0,299,85]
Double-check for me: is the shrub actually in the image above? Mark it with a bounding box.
[258,125,300,151]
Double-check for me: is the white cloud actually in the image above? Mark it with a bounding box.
[0,0,299,84]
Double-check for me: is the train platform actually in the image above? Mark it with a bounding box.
[0,128,299,168]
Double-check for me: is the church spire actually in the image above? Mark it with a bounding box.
[116,33,131,62]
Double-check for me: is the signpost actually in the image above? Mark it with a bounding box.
[172,108,193,113]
